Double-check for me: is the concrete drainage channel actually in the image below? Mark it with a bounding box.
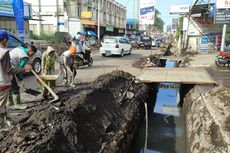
[133,58,229,153]
[133,59,187,153]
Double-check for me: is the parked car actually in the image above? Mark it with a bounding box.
[7,32,42,74]
[129,36,140,48]
[137,36,152,49]
[100,36,132,57]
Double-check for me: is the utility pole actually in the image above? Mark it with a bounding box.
[56,0,60,32]
[37,0,42,35]
[220,24,227,51]
[97,0,100,39]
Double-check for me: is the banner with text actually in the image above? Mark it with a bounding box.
[12,0,24,42]
[216,0,230,9]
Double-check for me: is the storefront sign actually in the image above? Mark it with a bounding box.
[215,9,230,24]
[216,0,230,9]
[0,0,14,17]
[106,25,114,32]
[170,5,189,14]
[81,11,92,19]
[139,0,155,25]
[118,29,124,33]
[0,0,31,18]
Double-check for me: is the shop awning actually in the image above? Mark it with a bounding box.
[80,20,105,26]
[80,20,97,26]
[190,4,209,14]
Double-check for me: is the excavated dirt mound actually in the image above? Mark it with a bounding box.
[132,43,173,69]
[0,71,146,153]
[184,86,230,153]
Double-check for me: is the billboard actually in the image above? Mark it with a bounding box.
[172,19,178,30]
[216,0,230,9]
[170,5,189,14]
[139,0,155,25]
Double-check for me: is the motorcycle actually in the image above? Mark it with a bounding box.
[74,49,93,68]
[215,51,230,67]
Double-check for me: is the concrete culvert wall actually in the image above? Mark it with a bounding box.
[183,86,230,153]
[0,71,148,153]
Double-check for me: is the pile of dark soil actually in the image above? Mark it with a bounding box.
[0,71,147,153]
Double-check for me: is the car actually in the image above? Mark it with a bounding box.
[151,38,156,47]
[7,33,42,74]
[100,36,132,57]
[137,36,152,49]
[129,36,140,48]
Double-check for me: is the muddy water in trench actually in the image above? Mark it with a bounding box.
[133,60,186,153]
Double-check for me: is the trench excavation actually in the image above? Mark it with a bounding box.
[1,47,229,153]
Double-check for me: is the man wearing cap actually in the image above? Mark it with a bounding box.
[60,46,77,87]
[0,30,32,130]
[8,44,36,109]
[41,46,58,99]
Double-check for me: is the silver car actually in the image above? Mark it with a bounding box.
[7,33,42,74]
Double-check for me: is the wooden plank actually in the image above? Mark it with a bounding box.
[139,68,217,85]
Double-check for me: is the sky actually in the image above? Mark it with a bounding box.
[117,0,193,29]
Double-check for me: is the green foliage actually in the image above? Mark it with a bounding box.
[154,9,164,31]
[175,17,183,41]
[30,33,53,40]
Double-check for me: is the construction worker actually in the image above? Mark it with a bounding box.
[9,44,37,109]
[41,46,58,99]
[0,30,31,130]
[0,30,12,131]
[60,45,77,87]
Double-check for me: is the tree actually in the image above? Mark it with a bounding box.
[154,9,164,31]
[175,17,183,41]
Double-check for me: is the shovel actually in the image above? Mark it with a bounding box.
[31,69,59,103]
[14,75,41,96]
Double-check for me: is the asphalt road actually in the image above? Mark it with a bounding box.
[21,48,159,101]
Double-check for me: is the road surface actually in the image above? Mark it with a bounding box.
[21,48,159,101]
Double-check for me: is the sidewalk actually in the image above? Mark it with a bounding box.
[188,52,217,67]
[187,52,230,88]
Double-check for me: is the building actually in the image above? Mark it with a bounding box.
[0,0,32,42]
[26,0,127,38]
[126,18,139,35]
[184,2,230,52]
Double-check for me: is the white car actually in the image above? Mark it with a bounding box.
[100,36,132,57]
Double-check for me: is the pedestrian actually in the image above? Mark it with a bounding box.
[60,45,77,87]
[41,46,58,99]
[9,44,37,109]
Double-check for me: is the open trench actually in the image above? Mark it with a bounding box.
[132,57,229,153]
[132,59,191,153]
